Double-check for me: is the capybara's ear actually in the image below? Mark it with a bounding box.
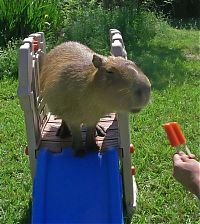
[92,54,104,68]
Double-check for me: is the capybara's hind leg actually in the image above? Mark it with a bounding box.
[71,125,86,156]
[56,120,72,138]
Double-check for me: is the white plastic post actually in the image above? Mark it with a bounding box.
[18,32,47,179]
[109,29,137,215]
[37,32,46,53]
[18,42,38,178]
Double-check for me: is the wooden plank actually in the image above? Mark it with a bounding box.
[98,139,119,150]
[41,129,118,142]
[37,97,49,116]
[98,120,118,130]
[39,141,70,153]
[38,100,45,114]
[48,113,116,123]
[99,113,116,121]
[40,115,48,130]
[40,138,119,153]
[40,113,50,133]
[48,115,62,123]
[41,112,119,152]
[43,122,61,132]
[43,120,118,133]
[40,107,48,123]
[42,133,72,142]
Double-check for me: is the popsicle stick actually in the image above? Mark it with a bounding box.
[185,145,192,155]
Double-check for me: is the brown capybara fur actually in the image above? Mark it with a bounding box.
[40,41,151,155]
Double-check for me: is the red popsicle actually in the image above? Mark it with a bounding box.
[162,122,186,147]
[171,122,186,144]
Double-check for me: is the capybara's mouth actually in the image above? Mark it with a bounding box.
[130,108,141,113]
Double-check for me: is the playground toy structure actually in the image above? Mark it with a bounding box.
[18,29,137,223]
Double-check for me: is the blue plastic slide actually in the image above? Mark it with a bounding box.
[32,148,124,223]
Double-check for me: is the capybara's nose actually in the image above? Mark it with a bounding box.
[134,80,151,105]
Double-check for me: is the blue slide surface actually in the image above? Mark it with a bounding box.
[32,148,124,223]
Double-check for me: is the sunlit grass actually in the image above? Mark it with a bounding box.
[130,78,200,223]
[0,79,32,223]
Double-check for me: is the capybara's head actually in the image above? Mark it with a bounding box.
[92,54,151,113]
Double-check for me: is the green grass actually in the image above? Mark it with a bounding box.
[0,79,32,223]
[0,0,64,47]
[128,27,200,223]
[130,80,200,223]
[129,27,200,90]
[0,41,19,79]
[0,25,200,223]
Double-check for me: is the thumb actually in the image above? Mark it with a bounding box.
[173,153,183,166]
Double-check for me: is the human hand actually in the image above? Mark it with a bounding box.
[173,151,200,199]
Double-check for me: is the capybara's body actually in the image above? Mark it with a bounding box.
[40,41,151,155]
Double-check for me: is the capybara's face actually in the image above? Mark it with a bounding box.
[92,55,151,113]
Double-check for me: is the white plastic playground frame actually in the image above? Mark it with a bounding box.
[18,29,137,215]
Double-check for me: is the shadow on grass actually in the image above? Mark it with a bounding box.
[20,199,32,224]
[128,44,198,90]
[170,18,200,30]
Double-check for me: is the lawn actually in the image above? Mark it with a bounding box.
[0,26,199,223]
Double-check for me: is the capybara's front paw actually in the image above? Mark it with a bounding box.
[56,121,72,138]
[95,124,106,137]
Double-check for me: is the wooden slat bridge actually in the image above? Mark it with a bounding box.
[40,113,119,153]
